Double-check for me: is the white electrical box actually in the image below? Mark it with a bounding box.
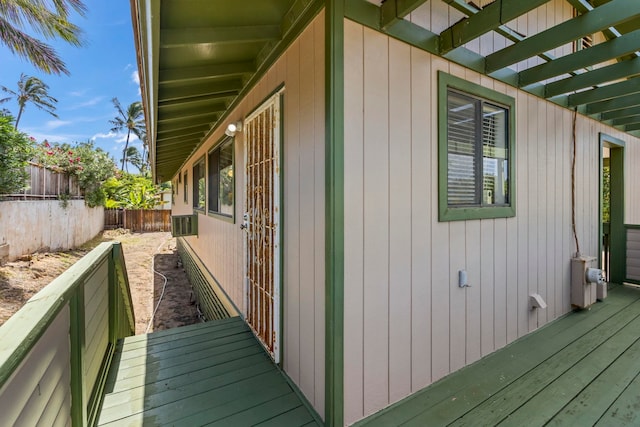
[571,256,602,309]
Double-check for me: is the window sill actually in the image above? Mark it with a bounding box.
[439,205,515,222]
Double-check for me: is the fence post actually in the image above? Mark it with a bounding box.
[69,286,87,427]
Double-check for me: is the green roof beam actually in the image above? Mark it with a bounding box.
[612,114,640,126]
[601,105,640,120]
[157,101,227,118]
[440,0,552,55]
[160,25,281,48]
[158,79,243,102]
[625,122,640,131]
[159,62,256,85]
[158,93,235,109]
[486,0,640,73]
[586,92,640,114]
[520,29,640,87]
[568,78,640,106]
[545,56,640,98]
[157,114,217,128]
[156,125,209,140]
[380,0,429,30]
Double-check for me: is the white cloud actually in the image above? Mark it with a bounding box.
[68,96,105,110]
[92,131,139,145]
[131,70,140,85]
[69,89,87,97]
[45,120,71,130]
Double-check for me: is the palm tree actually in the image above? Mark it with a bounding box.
[0,0,86,75]
[1,73,58,129]
[109,98,145,171]
[124,146,143,173]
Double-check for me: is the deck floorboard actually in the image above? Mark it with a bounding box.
[97,316,322,427]
[356,285,640,427]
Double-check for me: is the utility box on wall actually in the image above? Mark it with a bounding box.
[571,256,604,309]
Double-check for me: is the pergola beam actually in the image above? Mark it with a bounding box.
[161,25,281,48]
[380,0,429,30]
[440,0,552,54]
[601,105,640,120]
[586,92,640,114]
[158,79,243,102]
[544,56,640,98]
[159,62,255,85]
[567,78,640,106]
[519,29,640,87]
[486,0,640,73]
[612,114,640,126]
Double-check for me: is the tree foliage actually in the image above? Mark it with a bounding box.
[0,115,33,195]
[1,73,58,129]
[34,139,117,206]
[0,0,86,75]
[103,173,166,209]
[109,98,145,171]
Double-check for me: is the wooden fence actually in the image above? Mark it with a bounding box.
[104,209,171,232]
[2,162,82,200]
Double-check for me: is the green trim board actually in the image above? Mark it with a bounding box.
[325,1,345,426]
[600,133,626,284]
[437,71,516,222]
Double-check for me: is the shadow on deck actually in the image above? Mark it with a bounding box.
[358,284,640,427]
[97,317,322,426]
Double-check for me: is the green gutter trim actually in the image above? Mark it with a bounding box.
[326,1,345,426]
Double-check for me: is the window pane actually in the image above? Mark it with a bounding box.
[218,141,234,216]
[482,103,508,205]
[193,160,205,209]
[447,92,478,205]
[208,149,219,212]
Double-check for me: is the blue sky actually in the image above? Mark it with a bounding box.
[0,0,141,164]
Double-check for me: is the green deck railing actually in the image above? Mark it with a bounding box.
[0,242,135,427]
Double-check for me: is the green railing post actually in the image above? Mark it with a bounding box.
[69,287,87,427]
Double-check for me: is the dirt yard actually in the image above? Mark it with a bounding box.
[0,230,199,334]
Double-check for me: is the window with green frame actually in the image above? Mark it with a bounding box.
[208,137,234,218]
[183,171,188,204]
[438,71,516,221]
[192,157,205,211]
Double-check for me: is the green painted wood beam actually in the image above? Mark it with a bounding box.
[444,0,561,67]
[158,79,243,102]
[380,0,429,30]
[440,0,552,54]
[157,101,227,119]
[545,57,640,98]
[157,125,209,140]
[159,98,230,115]
[157,141,201,154]
[157,113,217,127]
[158,93,235,109]
[612,114,640,126]
[566,0,631,44]
[159,62,256,84]
[520,29,640,87]
[586,92,640,114]
[157,133,204,145]
[601,105,640,120]
[160,25,281,48]
[568,78,640,106]
[486,0,640,73]
[625,122,640,131]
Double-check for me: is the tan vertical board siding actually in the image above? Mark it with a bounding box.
[409,45,432,393]
[172,12,325,415]
[363,26,390,414]
[388,36,412,404]
[0,307,71,426]
[342,18,640,424]
[344,18,365,425]
[84,258,109,393]
[628,229,640,281]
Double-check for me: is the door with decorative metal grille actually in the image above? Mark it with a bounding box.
[242,92,281,363]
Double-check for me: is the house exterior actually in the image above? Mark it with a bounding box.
[130,1,640,425]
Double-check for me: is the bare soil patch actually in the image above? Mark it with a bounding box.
[0,230,199,334]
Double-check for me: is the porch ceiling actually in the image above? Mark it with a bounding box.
[131,0,640,182]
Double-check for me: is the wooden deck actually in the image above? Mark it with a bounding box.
[97,317,322,426]
[358,284,640,427]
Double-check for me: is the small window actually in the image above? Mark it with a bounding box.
[183,171,188,204]
[438,72,515,221]
[208,137,234,218]
[192,158,205,211]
